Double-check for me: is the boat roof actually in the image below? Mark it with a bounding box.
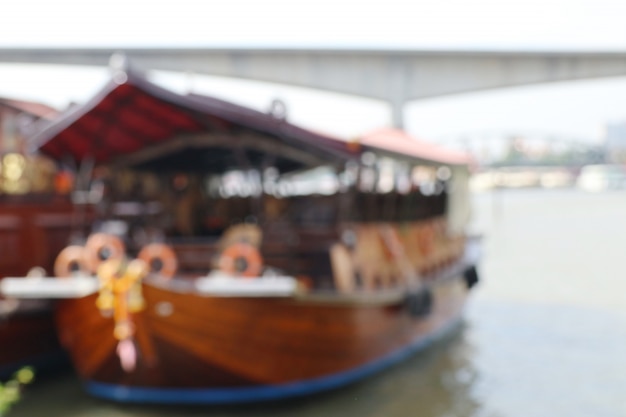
[29,67,354,173]
[351,128,471,166]
[0,97,58,120]
[29,65,470,172]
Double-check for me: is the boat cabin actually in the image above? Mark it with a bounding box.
[30,66,472,293]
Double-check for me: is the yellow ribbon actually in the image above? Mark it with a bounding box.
[96,258,148,340]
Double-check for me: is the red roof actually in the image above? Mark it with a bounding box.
[30,68,352,170]
[29,67,470,170]
[354,128,472,166]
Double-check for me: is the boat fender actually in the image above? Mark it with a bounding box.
[54,245,89,277]
[404,287,433,317]
[219,242,263,278]
[463,265,479,289]
[85,233,126,273]
[138,243,178,279]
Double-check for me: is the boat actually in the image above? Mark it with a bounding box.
[576,164,626,192]
[0,97,90,376]
[1,63,480,403]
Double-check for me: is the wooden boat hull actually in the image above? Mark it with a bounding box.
[55,272,470,403]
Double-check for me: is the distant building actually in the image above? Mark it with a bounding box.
[0,97,58,154]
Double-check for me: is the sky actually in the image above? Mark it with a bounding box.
[4,0,626,50]
[2,0,626,145]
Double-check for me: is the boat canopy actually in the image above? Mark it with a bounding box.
[353,128,471,167]
[29,66,470,172]
[29,68,353,174]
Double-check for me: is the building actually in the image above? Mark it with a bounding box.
[0,97,58,153]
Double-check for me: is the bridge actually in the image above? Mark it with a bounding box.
[2,47,626,127]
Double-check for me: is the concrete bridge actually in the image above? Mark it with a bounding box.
[2,47,626,127]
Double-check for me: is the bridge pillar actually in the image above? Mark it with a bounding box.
[389,58,408,129]
[390,100,405,129]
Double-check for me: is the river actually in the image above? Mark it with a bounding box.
[9,188,626,417]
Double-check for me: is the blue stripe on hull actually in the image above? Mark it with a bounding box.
[85,317,463,404]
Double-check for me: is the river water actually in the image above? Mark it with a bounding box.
[9,188,626,417]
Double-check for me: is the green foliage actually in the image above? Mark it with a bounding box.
[0,367,34,416]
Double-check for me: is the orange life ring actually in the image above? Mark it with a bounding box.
[84,233,126,274]
[219,242,263,278]
[54,245,89,277]
[138,243,178,279]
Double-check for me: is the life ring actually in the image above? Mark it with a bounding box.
[219,242,263,278]
[138,243,178,279]
[54,245,89,278]
[84,233,126,274]
[219,224,262,250]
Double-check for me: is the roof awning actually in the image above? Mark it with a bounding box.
[29,65,471,173]
[30,68,354,173]
[352,128,473,166]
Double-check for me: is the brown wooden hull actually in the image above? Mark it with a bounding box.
[55,272,470,403]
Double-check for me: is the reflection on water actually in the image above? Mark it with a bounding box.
[467,300,626,417]
[9,189,626,417]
